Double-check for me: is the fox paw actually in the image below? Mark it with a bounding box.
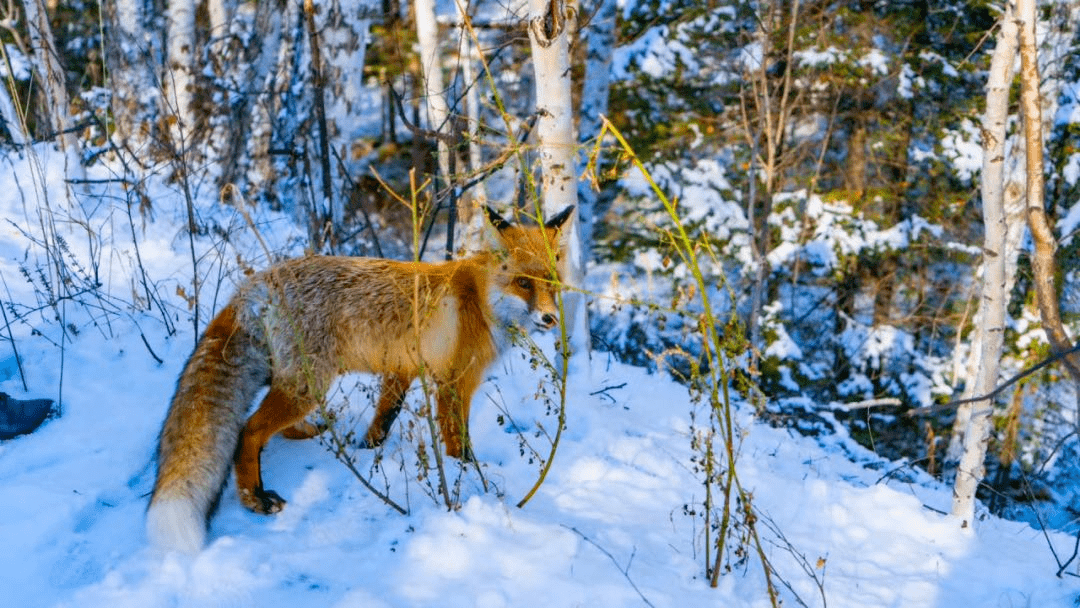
[280,420,326,440]
[357,434,384,450]
[446,444,476,463]
[239,487,286,514]
[460,446,477,463]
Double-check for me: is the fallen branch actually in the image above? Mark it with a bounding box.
[562,525,655,607]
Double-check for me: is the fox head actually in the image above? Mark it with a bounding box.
[484,205,574,333]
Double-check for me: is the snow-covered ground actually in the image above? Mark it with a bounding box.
[2,147,1079,607]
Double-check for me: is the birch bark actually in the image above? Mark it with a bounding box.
[164,0,196,158]
[245,2,296,209]
[415,0,451,181]
[950,0,1015,527]
[457,5,487,250]
[320,0,373,231]
[1017,0,1080,382]
[528,0,588,358]
[103,0,159,153]
[22,0,83,181]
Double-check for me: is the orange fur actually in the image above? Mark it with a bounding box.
[146,206,573,553]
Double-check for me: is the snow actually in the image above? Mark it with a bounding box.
[1,43,32,80]
[795,47,844,68]
[940,119,983,184]
[919,50,960,78]
[859,48,889,75]
[1058,195,1080,241]
[612,25,698,81]
[2,148,1080,608]
[898,63,922,99]
[1057,82,1080,128]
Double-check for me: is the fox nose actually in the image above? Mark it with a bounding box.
[539,313,558,329]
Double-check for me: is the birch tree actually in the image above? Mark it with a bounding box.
[203,0,251,188]
[22,0,83,182]
[245,0,305,211]
[950,1,1016,527]
[945,2,1078,480]
[103,0,160,155]
[164,0,196,154]
[415,0,453,242]
[319,0,373,232]
[952,0,1080,523]
[455,7,492,251]
[1018,0,1080,385]
[528,0,588,357]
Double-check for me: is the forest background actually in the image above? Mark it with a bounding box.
[4,0,1080,601]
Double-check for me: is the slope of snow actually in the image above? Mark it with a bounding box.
[1,146,1078,608]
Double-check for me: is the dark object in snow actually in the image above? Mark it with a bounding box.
[0,392,54,440]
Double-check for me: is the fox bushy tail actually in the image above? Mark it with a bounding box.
[146,304,271,553]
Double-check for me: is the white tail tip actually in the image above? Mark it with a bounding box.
[146,497,206,554]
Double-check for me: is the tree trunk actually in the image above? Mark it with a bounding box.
[1018,0,1080,383]
[307,0,372,240]
[946,175,1025,481]
[202,0,246,187]
[415,0,452,233]
[845,116,866,197]
[22,0,84,182]
[244,1,314,220]
[744,0,799,364]
[528,0,588,359]
[457,8,487,251]
[164,0,196,154]
[303,0,336,250]
[949,0,1016,527]
[102,0,160,154]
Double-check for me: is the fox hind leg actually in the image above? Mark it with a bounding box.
[360,373,412,449]
[235,385,318,514]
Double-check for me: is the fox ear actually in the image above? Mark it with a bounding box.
[544,205,575,231]
[484,206,513,232]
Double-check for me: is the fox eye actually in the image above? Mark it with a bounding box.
[515,277,533,290]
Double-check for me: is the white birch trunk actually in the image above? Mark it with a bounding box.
[245,2,292,205]
[245,0,315,221]
[458,8,487,251]
[451,6,490,252]
[462,37,485,206]
[461,33,487,251]
[22,0,84,182]
[415,0,451,181]
[207,0,230,41]
[104,0,159,153]
[318,0,373,229]
[528,0,588,360]
[947,157,1025,476]
[165,0,197,150]
[202,0,235,184]
[950,1,1016,527]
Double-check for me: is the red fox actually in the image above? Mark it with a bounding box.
[146,205,574,553]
